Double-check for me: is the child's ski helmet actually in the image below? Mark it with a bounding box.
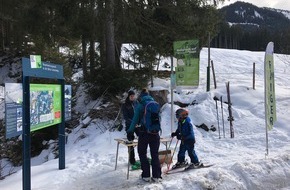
[175,108,189,119]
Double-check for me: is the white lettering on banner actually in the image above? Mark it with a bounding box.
[176,47,197,54]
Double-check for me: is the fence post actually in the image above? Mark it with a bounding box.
[206,32,211,92]
[253,62,256,90]
[211,60,217,89]
[0,159,2,179]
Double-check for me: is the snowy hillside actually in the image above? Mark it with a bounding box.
[221,1,290,29]
[1,47,290,189]
[268,8,290,20]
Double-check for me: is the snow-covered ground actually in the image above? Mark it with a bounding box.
[1,47,290,189]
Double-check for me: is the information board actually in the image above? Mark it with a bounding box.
[5,83,23,138]
[173,39,200,87]
[5,83,72,138]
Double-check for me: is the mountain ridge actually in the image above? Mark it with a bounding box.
[220,1,290,31]
[211,1,290,53]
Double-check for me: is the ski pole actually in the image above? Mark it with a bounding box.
[167,136,173,149]
[214,98,221,139]
[165,138,179,172]
[221,96,225,138]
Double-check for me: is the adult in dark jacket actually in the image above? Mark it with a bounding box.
[171,108,200,169]
[122,90,138,165]
[127,89,162,182]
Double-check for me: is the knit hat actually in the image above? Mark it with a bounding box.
[128,90,135,96]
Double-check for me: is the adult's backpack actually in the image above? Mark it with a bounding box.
[143,101,161,134]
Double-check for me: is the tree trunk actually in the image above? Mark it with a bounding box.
[219,34,222,48]
[97,0,106,67]
[224,33,228,49]
[99,34,106,67]
[105,0,115,68]
[89,0,96,74]
[82,36,88,80]
[1,19,4,50]
[115,42,122,69]
[229,34,232,49]
[89,39,95,74]
[234,36,237,49]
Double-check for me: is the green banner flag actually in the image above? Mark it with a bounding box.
[264,42,277,130]
[173,40,199,87]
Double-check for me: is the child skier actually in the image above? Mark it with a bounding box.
[171,108,201,169]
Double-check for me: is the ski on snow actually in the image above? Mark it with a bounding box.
[165,163,214,174]
[226,81,234,138]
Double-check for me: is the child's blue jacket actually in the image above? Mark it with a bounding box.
[175,117,195,141]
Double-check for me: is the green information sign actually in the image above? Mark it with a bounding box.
[173,39,200,87]
[30,84,62,132]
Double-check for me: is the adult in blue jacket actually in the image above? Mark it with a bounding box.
[171,108,200,169]
[127,88,162,182]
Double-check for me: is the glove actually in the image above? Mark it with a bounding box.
[127,132,135,141]
[176,134,182,140]
[171,132,177,137]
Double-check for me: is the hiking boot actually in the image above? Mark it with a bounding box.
[151,177,162,183]
[125,140,133,144]
[188,162,203,169]
[140,175,151,182]
[172,161,188,169]
[142,177,151,182]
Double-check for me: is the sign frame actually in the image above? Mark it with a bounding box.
[22,56,66,190]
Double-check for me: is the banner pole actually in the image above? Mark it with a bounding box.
[170,56,174,133]
[22,75,31,190]
[264,58,269,156]
[58,79,66,169]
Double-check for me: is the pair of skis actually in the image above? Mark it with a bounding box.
[166,163,214,174]
[226,82,234,138]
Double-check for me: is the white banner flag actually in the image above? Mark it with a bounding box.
[264,42,277,130]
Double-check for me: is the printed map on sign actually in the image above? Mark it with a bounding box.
[30,84,61,132]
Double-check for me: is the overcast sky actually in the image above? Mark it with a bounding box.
[219,0,290,11]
